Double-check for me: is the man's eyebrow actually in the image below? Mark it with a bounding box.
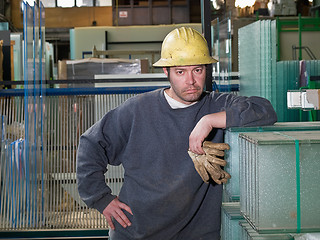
[173,66,203,71]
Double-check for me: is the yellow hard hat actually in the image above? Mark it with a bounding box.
[153,27,218,67]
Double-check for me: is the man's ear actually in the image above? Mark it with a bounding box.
[163,67,168,76]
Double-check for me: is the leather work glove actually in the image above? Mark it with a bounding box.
[188,141,231,184]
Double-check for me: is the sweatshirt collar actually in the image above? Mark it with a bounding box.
[163,90,198,109]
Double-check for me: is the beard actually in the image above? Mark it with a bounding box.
[171,85,203,104]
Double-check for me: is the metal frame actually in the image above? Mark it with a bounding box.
[276,14,320,61]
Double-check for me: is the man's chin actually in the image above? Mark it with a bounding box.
[183,94,201,103]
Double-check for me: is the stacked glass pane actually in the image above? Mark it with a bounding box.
[238,20,320,122]
[303,60,320,88]
[275,61,300,122]
[239,131,320,233]
[238,20,276,103]
[221,202,244,240]
[275,60,320,121]
[302,60,320,121]
[0,114,5,142]
[224,122,320,202]
[211,17,233,92]
[239,221,294,240]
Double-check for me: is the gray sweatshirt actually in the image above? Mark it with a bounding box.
[76,88,277,240]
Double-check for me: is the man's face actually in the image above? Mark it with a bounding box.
[163,65,206,105]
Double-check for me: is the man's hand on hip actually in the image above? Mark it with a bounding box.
[103,197,133,230]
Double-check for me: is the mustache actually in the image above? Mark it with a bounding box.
[183,86,201,91]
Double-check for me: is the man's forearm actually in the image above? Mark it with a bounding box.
[189,111,226,154]
[204,111,226,129]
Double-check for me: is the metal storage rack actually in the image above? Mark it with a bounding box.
[0,85,157,238]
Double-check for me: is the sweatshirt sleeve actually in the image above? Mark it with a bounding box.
[213,93,277,128]
[76,105,131,213]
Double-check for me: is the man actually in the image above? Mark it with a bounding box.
[76,27,277,239]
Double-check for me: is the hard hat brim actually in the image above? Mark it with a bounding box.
[153,57,218,67]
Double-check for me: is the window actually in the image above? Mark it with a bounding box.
[57,0,76,7]
[39,0,55,7]
[96,0,112,6]
[40,0,110,8]
[76,0,94,7]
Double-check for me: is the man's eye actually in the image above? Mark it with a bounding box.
[194,69,202,73]
[176,71,183,75]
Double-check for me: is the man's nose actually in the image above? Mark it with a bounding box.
[186,71,196,84]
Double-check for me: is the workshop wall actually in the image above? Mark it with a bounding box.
[11,0,113,29]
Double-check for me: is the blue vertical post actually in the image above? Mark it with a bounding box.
[201,0,213,92]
